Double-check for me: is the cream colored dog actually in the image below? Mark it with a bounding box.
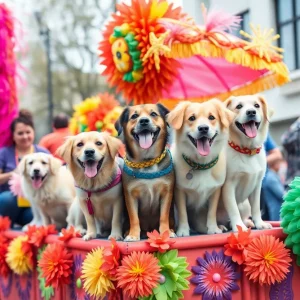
[20,153,75,230]
[222,94,273,231]
[57,131,124,241]
[168,99,234,236]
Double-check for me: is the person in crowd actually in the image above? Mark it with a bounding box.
[39,113,71,158]
[0,110,49,226]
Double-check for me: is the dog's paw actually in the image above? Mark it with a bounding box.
[254,221,272,230]
[109,233,123,241]
[232,223,248,232]
[176,226,190,237]
[244,219,255,228]
[82,232,97,241]
[169,231,177,238]
[207,225,223,235]
[124,235,140,242]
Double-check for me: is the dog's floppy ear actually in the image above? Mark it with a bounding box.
[212,99,235,129]
[156,103,169,119]
[103,132,123,159]
[257,94,273,120]
[49,155,62,175]
[224,96,235,109]
[115,107,129,136]
[56,136,74,165]
[18,156,27,174]
[167,101,191,130]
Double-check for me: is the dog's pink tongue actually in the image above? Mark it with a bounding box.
[138,133,153,149]
[32,178,43,189]
[197,138,210,156]
[84,162,98,178]
[243,121,257,138]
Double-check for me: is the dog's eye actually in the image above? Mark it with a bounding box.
[236,104,243,109]
[28,161,33,165]
[254,103,260,108]
[131,113,139,120]
[208,115,215,120]
[150,112,158,117]
[77,142,84,147]
[189,116,196,121]
[42,161,47,165]
[95,141,102,146]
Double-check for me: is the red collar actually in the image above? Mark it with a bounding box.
[228,141,262,156]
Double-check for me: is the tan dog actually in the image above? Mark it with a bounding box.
[168,99,234,236]
[222,94,273,231]
[57,131,124,241]
[115,104,175,242]
[20,153,75,230]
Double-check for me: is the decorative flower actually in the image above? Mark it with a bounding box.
[6,235,33,275]
[71,254,90,300]
[147,230,176,253]
[0,236,10,277]
[0,272,13,297]
[81,247,114,298]
[37,246,54,300]
[141,249,191,300]
[15,274,32,300]
[244,235,292,285]
[38,243,73,288]
[101,238,120,278]
[116,251,160,299]
[191,250,240,299]
[8,172,23,197]
[0,216,11,231]
[26,224,58,248]
[59,226,81,242]
[224,225,251,264]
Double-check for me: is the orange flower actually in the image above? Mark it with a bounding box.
[116,251,160,298]
[224,225,251,265]
[0,236,10,277]
[0,216,11,232]
[244,235,292,285]
[147,230,176,253]
[58,226,81,242]
[101,238,121,278]
[26,224,58,247]
[38,243,73,288]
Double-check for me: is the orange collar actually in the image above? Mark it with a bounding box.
[228,141,262,156]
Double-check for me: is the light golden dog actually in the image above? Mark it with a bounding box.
[20,153,75,230]
[57,131,124,241]
[115,104,175,241]
[222,94,273,231]
[168,99,234,236]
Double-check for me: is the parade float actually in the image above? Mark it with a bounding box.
[1,1,297,300]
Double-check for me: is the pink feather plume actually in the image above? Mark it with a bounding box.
[9,172,23,197]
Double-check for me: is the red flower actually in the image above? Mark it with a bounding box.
[58,226,81,242]
[224,225,251,265]
[26,225,58,247]
[147,230,176,253]
[0,237,10,277]
[101,238,121,278]
[21,238,35,268]
[38,243,73,288]
[0,216,11,232]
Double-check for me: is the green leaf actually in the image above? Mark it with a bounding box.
[293,243,300,255]
[285,234,294,248]
[288,218,299,233]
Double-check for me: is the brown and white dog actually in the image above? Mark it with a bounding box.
[168,99,234,236]
[222,94,273,231]
[115,104,175,242]
[57,131,124,241]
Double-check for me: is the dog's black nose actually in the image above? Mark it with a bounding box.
[198,125,209,133]
[139,117,150,126]
[33,169,40,174]
[246,109,256,116]
[84,149,95,157]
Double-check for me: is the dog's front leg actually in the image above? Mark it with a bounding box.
[40,210,51,226]
[249,184,272,230]
[80,202,97,241]
[109,200,123,241]
[175,187,190,237]
[207,188,223,234]
[222,182,247,232]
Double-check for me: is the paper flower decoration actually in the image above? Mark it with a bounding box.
[26,224,58,248]
[244,235,292,285]
[190,250,240,299]
[0,236,10,277]
[0,272,12,297]
[146,230,176,253]
[116,251,160,299]
[38,243,73,288]
[0,216,11,231]
[8,172,23,197]
[71,254,89,300]
[81,247,114,299]
[6,235,33,275]
[141,249,191,300]
[69,93,122,136]
[281,177,300,265]
[101,238,121,278]
[15,274,32,300]
[59,226,81,242]
[224,225,251,265]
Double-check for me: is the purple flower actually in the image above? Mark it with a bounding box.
[15,274,32,300]
[191,250,240,300]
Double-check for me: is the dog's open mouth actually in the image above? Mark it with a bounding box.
[188,133,217,156]
[132,129,160,149]
[236,120,260,138]
[77,157,104,178]
[31,174,47,190]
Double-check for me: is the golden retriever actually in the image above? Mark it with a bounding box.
[19,153,75,230]
[57,131,124,241]
[167,99,234,236]
[222,94,273,231]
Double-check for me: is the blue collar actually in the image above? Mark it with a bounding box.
[123,149,173,179]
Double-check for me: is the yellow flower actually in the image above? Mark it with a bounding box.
[6,236,33,275]
[73,96,100,116]
[81,247,114,299]
[112,38,132,73]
